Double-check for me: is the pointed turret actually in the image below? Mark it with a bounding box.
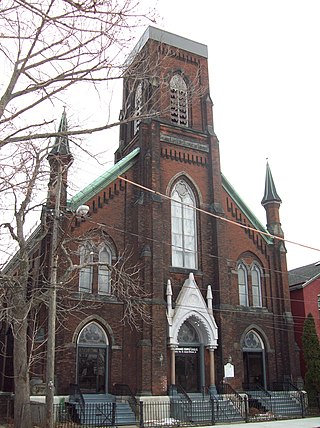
[47,108,73,209]
[261,162,283,237]
[49,107,72,157]
[261,162,282,206]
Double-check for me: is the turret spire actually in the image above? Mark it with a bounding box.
[47,108,73,209]
[261,161,282,206]
[49,106,71,156]
[261,161,283,238]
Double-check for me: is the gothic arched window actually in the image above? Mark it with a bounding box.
[238,263,248,306]
[170,74,188,126]
[243,330,264,350]
[98,245,112,295]
[171,180,197,269]
[134,82,143,134]
[251,264,262,307]
[79,241,114,295]
[78,322,108,346]
[79,245,93,292]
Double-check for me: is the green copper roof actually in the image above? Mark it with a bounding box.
[221,173,273,244]
[68,147,140,210]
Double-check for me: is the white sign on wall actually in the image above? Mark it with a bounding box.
[224,362,235,378]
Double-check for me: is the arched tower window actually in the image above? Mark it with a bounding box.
[134,82,143,134]
[238,263,248,306]
[79,245,93,292]
[171,180,197,269]
[98,245,112,295]
[170,74,188,126]
[251,264,262,307]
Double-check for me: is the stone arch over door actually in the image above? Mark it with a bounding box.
[76,321,109,394]
[242,329,267,389]
[167,274,218,393]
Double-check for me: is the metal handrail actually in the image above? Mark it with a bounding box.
[244,382,272,414]
[217,382,245,417]
[113,383,138,416]
[69,383,85,415]
[175,384,192,403]
[272,380,306,417]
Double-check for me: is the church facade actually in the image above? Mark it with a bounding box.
[1,27,300,398]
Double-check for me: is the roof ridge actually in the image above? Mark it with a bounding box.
[68,147,140,210]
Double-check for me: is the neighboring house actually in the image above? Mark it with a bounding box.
[0,26,300,398]
[289,262,320,378]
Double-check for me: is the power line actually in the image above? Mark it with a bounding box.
[119,175,320,254]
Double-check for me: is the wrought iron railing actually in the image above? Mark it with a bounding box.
[271,381,307,418]
[217,382,247,421]
[243,382,273,419]
[69,383,85,418]
[53,402,116,427]
[113,382,138,417]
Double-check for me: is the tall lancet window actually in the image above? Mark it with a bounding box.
[171,180,197,269]
[170,74,188,126]
[134,82,143,134]
[98,245,112,295]
[251,264,262,307]
[79,245,93,292]
[238,263,248,306]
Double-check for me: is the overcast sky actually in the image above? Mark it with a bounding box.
[69,0,320,271]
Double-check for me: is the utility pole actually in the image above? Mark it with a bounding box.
[45,160,62,428]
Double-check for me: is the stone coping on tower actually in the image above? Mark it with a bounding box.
[127,25,208,64]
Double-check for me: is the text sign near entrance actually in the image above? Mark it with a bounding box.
[176,347,198,354]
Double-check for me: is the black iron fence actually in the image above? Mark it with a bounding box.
[52,402,116,427]
[30,397,308,427]
[0,393,13,424]
[140,399,218,427]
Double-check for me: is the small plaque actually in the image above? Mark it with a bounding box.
[224,362,234,378]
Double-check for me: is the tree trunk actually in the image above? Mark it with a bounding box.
[13,318,32,428]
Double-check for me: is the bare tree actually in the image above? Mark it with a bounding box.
[0,0,157,147]
[0,2,157,427]
[0,140,151,427]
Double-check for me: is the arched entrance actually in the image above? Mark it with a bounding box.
[176,318,203,392]
[77,322,109,393]
[242,330,266,388]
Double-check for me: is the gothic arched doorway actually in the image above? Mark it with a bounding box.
[176,318,205,392]
[242,330,266,388]
[77,322,109,393]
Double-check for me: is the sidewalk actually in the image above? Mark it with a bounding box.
[211,417,320,428]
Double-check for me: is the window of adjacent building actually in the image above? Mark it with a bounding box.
[98,245,112,295]
[251,264,262,307]
[170,74,188,126]
[133,82,142,134]
[238,263,249,306]
[171,180,197,269]
[79,245,93,293]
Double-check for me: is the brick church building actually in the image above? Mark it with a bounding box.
[1,27,300,399]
